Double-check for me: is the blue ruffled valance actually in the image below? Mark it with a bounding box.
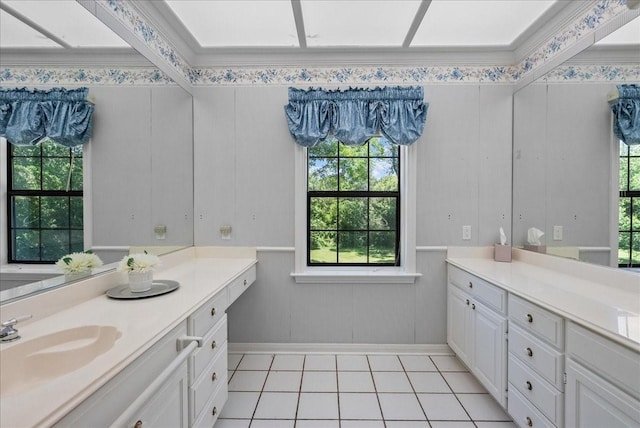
[284,86,428,147]
[610,84,640,145]
[0,87,94,147]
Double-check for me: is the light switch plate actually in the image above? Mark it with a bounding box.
[462,225,471,240]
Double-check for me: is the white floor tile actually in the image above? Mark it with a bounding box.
[270,354,305,371]
[377,393,426,420]
[430,356,467,372]
[372,371,413,393]
[297,392,339,419]
[228,370,268,392]
[441,372,487,393]
[250,419,295,428]
[214,419,251,428]
[336,355,370,371]
[296,420,340,428]
[219,392,260,419]
[368,355,404,372]
[429,422,475,428]
[338,393,383,420]
[253,392,299,419]
[384,422,430,428]
[398,355,438,372]
[417,393,469,421]
[263,371,302,392]
[341,421,385,428]
[236,354,274,371]
[407,372,452,393]
[474,422,517,427]
[338,371,375,393]
[304,355,337,371]
[456,394,512,421]
[302,371,338,392]
[228,353,243,371]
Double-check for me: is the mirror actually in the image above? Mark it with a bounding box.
[512,16,640,267]
[0,1,194,303]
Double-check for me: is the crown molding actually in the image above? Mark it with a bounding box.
[0,48,147,67]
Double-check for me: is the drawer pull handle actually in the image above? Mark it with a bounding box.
[526,381,533,391]
[212,406,218,416]
[526,313,533,323]
[525,416,533,426]
[211,340,217,350]
[526,347,533,357]
[471,303,476,310]
[468,281,473,288]
[212,372,218,382]
[134,421,143,428]
[211,307,216,317]
[466,299,470,306]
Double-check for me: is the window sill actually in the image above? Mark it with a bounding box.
[291,269,421,284]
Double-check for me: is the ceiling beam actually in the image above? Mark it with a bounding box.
[402,0,431,48]
[0,1,72,49]
[291,0,307,49]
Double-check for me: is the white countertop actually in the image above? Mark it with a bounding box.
[0,247,257,428]
[447,248,640,351]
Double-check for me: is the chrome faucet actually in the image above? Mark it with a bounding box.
[1,315,32,342]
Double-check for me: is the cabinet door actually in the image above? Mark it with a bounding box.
[471,301,507,408]
[565,359,640,428]
[447,285,472,366]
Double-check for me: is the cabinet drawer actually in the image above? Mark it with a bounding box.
[191,315,228,383]
[189,290,228,338]
[191,343,227,421]
[509,354,563,425]
[228,265,256,306]
[509,324,564,390]
[509,294,564,349]
[508,386,556,428]
[448,266,506,314]
[566,322,640,398]
[193,381,228,428]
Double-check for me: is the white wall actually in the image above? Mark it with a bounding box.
[193,84,513,344]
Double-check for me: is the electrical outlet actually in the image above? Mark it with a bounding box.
[553,225,563,241]
[462,225,471,240]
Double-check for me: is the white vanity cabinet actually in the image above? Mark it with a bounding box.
[447,265,508,407]
[565,322,640,428]
[54,322,190,427]
[507,295,565,428]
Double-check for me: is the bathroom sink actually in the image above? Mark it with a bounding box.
[0,325,122,397]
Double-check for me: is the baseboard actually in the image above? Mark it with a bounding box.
[228,342,453,355]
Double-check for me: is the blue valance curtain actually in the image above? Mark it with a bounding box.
[0,87,94,147]
[610,84,640,145]
[284,86,428,147]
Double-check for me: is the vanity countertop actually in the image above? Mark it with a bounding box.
[447,248,640,351]
[0,247,257,428]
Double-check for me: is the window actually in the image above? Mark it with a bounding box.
[7,140,84,263]
[308,137,400,266]
[618,140,640,267]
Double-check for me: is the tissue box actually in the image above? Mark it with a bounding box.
[494,244,512,262]
[524,244,546,254]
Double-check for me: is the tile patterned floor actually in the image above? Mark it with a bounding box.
[217,353,516,428]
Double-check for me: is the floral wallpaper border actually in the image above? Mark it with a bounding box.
[0,67,175,86]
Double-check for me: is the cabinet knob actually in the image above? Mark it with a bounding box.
[134,421,143,428]
[471,303,476,310]
[212,372,218,382]
[526,347,533,357]
[525,416,533,426]
[526,381,533,391]
[526,313,533,323]
[212,406,218,416]
[244,279,248,286]
[468,281,473,288]
[211,340,217,350]
[211,307,216,317]
[466,299,470,306]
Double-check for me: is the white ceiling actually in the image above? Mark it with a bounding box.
[1,0,638,51]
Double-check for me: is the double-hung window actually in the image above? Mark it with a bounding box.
[6,140,84,263]
[618,140,640,267]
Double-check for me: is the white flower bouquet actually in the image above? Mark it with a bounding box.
[117,251,161,273]
[56,250,103,274]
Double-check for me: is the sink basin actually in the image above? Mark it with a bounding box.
[0,325,122,397]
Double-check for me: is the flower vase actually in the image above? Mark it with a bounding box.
[128,271,153,293]
[64,270,91,282]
